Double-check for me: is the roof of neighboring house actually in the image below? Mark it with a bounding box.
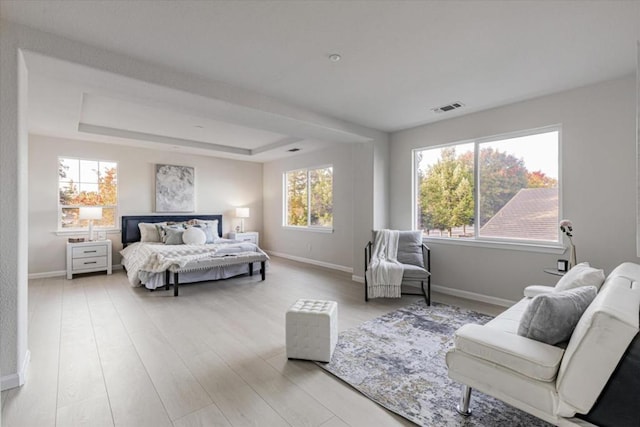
[479,187,558,242]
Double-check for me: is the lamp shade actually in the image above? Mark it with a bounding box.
[235,207,250,218]
[79,207,103,220]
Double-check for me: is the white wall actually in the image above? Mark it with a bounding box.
[263,144,355,271]
[390,76,637,302]
[29,134,263,275]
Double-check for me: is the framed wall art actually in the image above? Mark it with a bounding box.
[155,164,195,212]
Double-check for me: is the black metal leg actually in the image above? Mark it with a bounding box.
[427,276,431,306]
[249,262,253,276]
[365,274,369,301]
[174,272,179,297]
[165,270,170,291]
[261,261,265,280]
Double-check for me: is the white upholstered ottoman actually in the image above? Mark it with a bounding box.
[286,299,338,362]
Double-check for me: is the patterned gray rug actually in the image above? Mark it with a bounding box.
[317,301,552,426]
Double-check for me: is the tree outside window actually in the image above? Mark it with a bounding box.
[415,128,559,243]
[59,157,118,229]
[285,166,333,228]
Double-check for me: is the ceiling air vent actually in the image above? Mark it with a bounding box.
[287,148,301,152]
[431,101,465,114]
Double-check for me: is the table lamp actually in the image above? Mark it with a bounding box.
[79,207,103,241]
[235,207,250,233]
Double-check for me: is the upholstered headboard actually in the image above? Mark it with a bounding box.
[121,215,223,246]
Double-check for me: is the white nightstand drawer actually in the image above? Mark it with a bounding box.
[228,232,259,245]
[72,245,107,258]
[72,256,107,270]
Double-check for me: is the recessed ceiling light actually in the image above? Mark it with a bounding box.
[328,54,341,62]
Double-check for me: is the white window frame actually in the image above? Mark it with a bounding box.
[412,125,563,252]
[57,156,119,232]
[282,164,334,232]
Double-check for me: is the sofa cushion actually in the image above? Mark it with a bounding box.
[453,324,565,382]
[555,262,605,292]
[518,286,597,345]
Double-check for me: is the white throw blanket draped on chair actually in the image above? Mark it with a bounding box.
[365,229,404,298]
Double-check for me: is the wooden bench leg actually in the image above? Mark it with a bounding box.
[261,261,265,280]
[249,262,254,276]
[174,272,179,297]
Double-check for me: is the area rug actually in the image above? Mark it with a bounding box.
[318,301,552,426]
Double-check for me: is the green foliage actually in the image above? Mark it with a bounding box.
[286,167,333,227]
[419,148,474,236]
[418,146,540,235]
[478,147,528,226]
[286,169,308,226]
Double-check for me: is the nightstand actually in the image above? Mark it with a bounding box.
[66,240,113,279]
[228,231,259,246]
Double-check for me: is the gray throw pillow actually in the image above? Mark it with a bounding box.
[192,224,216,243]
[164,227,185,245]
[396,230,424,267]
[518,286,597,345]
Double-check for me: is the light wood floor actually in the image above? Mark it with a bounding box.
[1,257,503,427]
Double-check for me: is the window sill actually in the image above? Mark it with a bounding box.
[423,236,566,254]
[282,226,334,234]
[55,228,121,236]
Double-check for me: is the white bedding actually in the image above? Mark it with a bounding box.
[120,239,261,288]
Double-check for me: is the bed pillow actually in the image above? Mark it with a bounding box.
[163,227,185,245]
[157,224,185,243]
[518,286,597,345]
[554,262,605,292]
[194,219,220,238]
[191,224,216,243]
[182,227,206,245]
[138,222,166,242]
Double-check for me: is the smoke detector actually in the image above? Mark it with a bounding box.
[431,101,465,114]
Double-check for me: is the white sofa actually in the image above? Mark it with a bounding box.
[446,262,640,426]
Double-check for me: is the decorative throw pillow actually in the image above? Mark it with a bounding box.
[194,219,220,238]
[138,222,166,242]
[396,230,424,267]
[518,286,597,345]
[555,262,605,292]
[163,227,185,245]
[191,224,216,243]
[182,227,206,245]
[156,223,184,243]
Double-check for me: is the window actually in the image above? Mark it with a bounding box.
[58,157,118,229]
[284,166,333,229]
[414,126,560,244]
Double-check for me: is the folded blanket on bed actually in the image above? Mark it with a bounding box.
[365,229,404,298]
[120,242,259,286]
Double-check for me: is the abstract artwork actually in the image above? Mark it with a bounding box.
[155,164,195,212]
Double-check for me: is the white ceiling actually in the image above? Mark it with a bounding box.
[2,1,639,161]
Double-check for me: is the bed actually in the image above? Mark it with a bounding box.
[120,215,268,294]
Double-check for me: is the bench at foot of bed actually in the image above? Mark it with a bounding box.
[164,251,269,296]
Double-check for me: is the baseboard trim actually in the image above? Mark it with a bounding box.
[266,251,353,274]
[352,276,513,307]
[28,264,123,279]
[1,350,30,391]
[432,284,515,307]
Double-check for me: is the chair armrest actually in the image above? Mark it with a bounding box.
[523,285,555,298]
[452,324,564,382]
[421,243,430,272]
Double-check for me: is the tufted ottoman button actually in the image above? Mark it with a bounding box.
[286,299,338,362]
